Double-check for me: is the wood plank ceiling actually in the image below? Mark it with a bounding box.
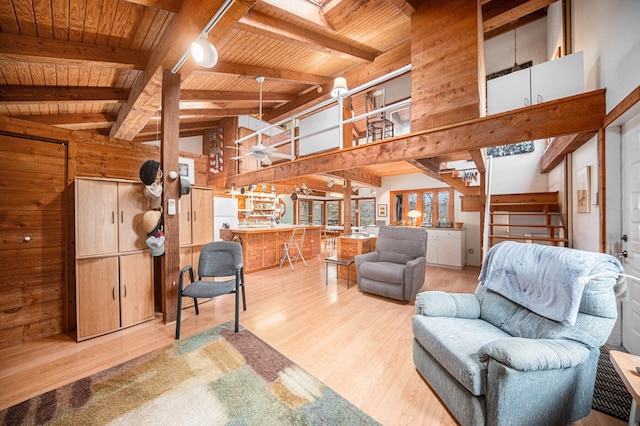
[0,0,556,189]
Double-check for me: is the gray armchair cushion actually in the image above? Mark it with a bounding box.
[415,291,481,318]
[359,261,405,284]
[355,226,428,301]
[478,338,590,371]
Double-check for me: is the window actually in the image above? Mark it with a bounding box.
[299,200,313,224]
[390,188,454,226]
[326,200,340,226]
[313,201,324,225]
[297,198,375,227]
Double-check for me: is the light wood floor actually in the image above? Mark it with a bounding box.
[0,247,623,425]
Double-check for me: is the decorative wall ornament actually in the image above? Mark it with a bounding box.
[486,141,534,158]
[208,127,224,174]
[577,166,591,213]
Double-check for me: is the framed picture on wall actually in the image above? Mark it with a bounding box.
[576,166,590,213]
[178,157,195,185]
[378,204,387,217]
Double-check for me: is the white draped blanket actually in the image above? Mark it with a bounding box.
[479,242,624,325]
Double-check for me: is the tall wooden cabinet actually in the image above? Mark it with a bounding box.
[75,178,154,341]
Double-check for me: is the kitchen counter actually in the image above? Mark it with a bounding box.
[220,226,322,273]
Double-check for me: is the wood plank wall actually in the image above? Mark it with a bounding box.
[0,116,209,349]
[410,0,485,131]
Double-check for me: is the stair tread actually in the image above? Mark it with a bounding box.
[490,235,569,242]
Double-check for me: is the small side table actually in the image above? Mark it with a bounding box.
[610,350,640,426]
[325,255,355,289]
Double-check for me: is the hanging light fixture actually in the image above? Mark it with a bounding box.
[331,77,348,97]
[327,179,335,188]
[369,188,376,196]
[191,37,218,68]
[171,0,234,73]
[511,28,521,73]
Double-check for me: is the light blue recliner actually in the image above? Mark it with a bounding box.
[412,241,625,426]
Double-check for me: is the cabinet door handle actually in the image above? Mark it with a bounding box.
[112,287,116,300]
[193,211,196,222]
[524,97,530,106]
[112,211,115,224]
[537,94,542,104]
[120,210,124,223]
[123,284,127,298]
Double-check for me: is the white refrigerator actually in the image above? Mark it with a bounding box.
[213,197,238,241]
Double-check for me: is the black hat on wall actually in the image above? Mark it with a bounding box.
[139,160,161,185]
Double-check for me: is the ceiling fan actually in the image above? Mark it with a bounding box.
[231,76,293,166]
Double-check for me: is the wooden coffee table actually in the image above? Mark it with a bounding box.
[609,350,640,425]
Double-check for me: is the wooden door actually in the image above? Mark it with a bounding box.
[621,112,640,355]
[191,188,213,245]
[0,136,67,348]
[76,257,119,339]
[76,179,119,256]
[117,182,149,252]
[119,252,154,327]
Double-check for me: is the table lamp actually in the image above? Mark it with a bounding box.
[408,210,422,226]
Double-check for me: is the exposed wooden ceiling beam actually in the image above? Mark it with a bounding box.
[197,61,329,85]
[14,112,118,127]
[469,149,487,173]
[122,0,183,13]
[255,0,335,32]
[110,0,255,140]
[0,87,129,104]
[540,131,597,173]
[482,0,554,33]
[483,9,547,39]
[219,90,605,187]
[407,158,441,180]
[138,118,222,134]
[387,0,418,17]
[237,10,377,63]
[181,90,296,102]
[174,107,260,117]
[0,33,149,69]
[326,169,382,187]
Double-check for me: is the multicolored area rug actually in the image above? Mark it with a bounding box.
[0,322,380,425]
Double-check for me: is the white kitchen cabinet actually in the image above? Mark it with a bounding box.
[426,229,465,270]
[487,51,584,115]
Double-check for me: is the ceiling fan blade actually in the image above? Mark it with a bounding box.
[261,156,272,165]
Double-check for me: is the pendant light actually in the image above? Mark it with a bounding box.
[191,37,218,68]
[331,77,348,97]
[511,28,521,73]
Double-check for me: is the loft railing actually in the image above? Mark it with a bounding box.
[235,64,413,163]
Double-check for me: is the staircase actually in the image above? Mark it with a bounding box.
[462,192,568,247]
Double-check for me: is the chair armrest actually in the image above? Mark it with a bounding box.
[415,291,480,318]
[178,265,195,292]
[478,338,591,371]
[354,251,379,266]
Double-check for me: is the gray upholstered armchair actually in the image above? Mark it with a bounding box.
[412,241,625,426]
[354,226,428,301]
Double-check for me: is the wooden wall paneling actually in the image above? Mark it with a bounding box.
[410,0,483,131]
[0,135,67,348]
